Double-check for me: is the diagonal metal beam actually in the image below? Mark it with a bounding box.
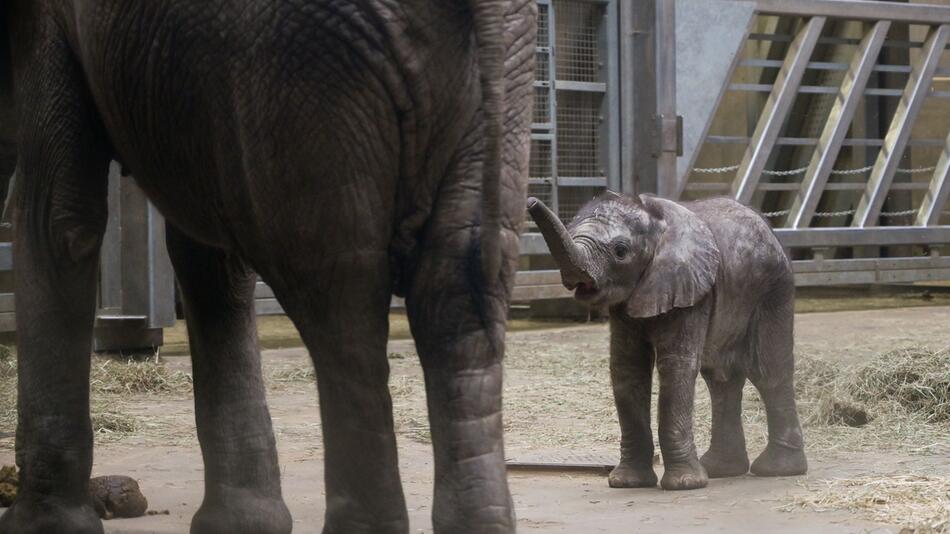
[786,21,890,229]
[852,25,950,228]
[731,17,826,205]
[915,131,950,226]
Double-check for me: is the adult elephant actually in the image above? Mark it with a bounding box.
[0,1,536,533]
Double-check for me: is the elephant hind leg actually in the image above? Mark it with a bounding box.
[271,251,409,534]
[748,291,807,477]
[165,226,291,534]
[700,369,749,478]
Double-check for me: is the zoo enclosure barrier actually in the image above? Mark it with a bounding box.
[519,0,950,300]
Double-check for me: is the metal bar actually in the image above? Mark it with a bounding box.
[754,0,950,26]
[915,131,950,226]
[547,2,559,217]
[0,293,13,314]
[627,0,658,194]
[729,83,905,97]
[0,242,10,271]
[100,163,123,310]
[787,21,890,229]
[685,182,929,192]
[739,59,919,74]
[655,0,677,198]
[521,227,950,255]
[852,25,950,228]
[706,135,948,147]
[774,227,950,248]
[555,81,607,92]
[729,83,949,98]
[605,0,622,192]
[731,16,826,204]
[530,177,608,187]
[794,255,950,273]
[619,0,636,194]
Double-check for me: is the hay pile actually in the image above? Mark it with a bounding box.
[493,337,950,456]
[795,347,950,454]
[0,350,194,445]
[790,475,950,533]
[90,358,192,395]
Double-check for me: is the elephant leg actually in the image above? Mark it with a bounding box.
[655,355,708,490]
[0,25,111,534]
[606,315,657,488]
[165,227,291,534]
[749,297,807,477]
[749,378,807,476]
[700,369,750,478]
[406,237,515,533]
[273,251,408,534]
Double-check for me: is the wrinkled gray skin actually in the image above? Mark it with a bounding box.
[0,1,536,533]
[528,193,807,491]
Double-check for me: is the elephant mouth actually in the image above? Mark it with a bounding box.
[572,281,599,301]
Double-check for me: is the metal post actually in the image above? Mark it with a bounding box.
[915,131,950,226]
[851,24,950,227]
[731,16,826,205]
[787,20,890,228]
[655,0,678,199]
[622,0,658,195]
[94,172,176,353]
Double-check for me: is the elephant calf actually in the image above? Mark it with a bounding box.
[528,192,807,490]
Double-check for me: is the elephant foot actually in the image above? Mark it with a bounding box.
[608,461,658,488]
[751,443,807,477]
[191,490,292,534]
[660,457,708,491]
[431,489,514,534]
[0,497,103,534]
[700,447,750,478]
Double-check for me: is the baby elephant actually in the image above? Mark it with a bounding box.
[528,192,806,490]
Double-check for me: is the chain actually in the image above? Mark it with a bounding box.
[762,208,943,219]
[693,164,937,175]
[693,165,741,174]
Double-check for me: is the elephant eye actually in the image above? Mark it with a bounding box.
[613,243,629,259]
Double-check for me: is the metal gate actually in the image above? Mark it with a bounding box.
[520,0,950,297]
[529,0,620,223]
[682,0,950,285]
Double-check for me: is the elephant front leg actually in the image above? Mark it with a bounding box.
[607,315,657,488]
[655,356,708,491]
[0,28,111,534]
[166,227,291,534]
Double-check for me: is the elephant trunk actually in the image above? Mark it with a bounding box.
[470,0,507,284]
[526,197,594,289]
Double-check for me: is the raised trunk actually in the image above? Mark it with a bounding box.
[526,197,593,287]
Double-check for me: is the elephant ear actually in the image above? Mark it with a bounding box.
[626,197,721,318]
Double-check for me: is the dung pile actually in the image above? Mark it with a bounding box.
[0,464,16,507]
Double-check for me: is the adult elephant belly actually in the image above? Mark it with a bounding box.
[75,0,421,255]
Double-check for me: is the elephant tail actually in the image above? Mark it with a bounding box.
[470,0,506,285]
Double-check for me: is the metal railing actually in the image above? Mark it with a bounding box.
[521,0,950,296]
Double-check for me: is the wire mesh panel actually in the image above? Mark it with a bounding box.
[527,0,614,224]
[530,139,553,180]
[555,1,604,83]
[534,85,551,125]
[556,91,604,179]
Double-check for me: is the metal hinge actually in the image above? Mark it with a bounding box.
[657,114,684,157]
